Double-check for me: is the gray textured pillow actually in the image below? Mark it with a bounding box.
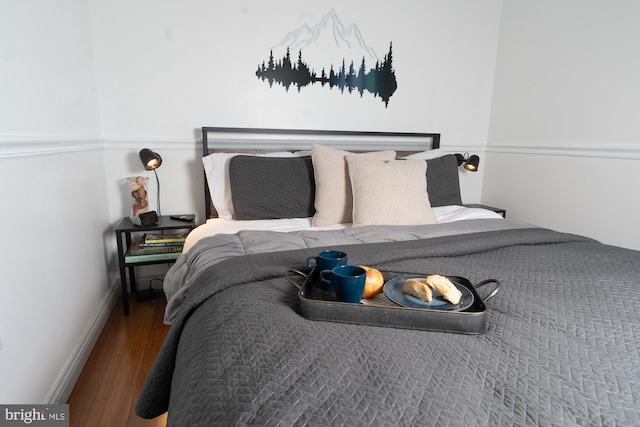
[426,155,462,206]
[346,156,437,227]
[228,156,315,220]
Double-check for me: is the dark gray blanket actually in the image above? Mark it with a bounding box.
[137,228,640,426]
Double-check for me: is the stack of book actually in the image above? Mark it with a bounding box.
[125,232,188,263]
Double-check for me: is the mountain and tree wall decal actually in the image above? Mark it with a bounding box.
[255,9,397,107]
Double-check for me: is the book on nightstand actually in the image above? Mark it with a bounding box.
[125,237,183,263]
[142,232,188,245]
[129,237,183,255]
[138,235,185,247]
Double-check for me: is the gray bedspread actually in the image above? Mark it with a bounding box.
[138,227,640,426]
[163,219,529,323]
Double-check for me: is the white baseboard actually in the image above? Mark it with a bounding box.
[45,280,121,404]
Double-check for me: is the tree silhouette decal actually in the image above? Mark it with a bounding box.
[256,43,398,107]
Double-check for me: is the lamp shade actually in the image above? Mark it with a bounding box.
[139,149,162,171]
[463,154,480,171]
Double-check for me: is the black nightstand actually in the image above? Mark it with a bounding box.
[463,204,506,218]
[115,215,195,315]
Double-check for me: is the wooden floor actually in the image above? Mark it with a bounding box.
[67,293,170,427]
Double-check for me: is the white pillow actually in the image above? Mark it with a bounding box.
[346,156,437,227]
[202,151,311,219]
[311,144,395,226]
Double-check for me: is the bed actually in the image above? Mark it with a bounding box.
[136,127,640,426]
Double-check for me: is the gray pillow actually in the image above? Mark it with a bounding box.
[425,154,462,206]
[229,156,315,220]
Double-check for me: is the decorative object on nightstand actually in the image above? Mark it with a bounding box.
[115,215,195,315]
[139,148,163,217]
[455,152,480,171]
[463,204,506,218]
[127,176,152,226]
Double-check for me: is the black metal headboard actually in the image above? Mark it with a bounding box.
[201,127,441,218]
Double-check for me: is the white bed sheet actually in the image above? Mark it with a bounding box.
[183,205,502,253]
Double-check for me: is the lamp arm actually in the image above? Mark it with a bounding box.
[153,169,161,216]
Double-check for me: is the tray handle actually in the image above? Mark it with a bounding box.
[286,269,310,290]
[474,279,500,302]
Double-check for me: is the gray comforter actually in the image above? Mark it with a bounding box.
[138,226,640,426]
[163,219,528,324]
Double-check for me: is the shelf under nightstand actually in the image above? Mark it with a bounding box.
[115,215,195,315]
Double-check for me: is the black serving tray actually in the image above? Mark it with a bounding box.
[287,269,499,334]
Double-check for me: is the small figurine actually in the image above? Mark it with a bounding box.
[129,176,149,225]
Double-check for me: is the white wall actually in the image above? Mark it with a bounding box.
[485,0,640,250]
[483,153,640,249]
[0,0,110,403]
[90,0,502,228]
[91,0,503,282]
[89,1,502,140]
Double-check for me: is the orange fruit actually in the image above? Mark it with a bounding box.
[359,265,385,298]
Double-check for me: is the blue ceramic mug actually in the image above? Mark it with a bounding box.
[307,250,348,285]
[320,265,367,304]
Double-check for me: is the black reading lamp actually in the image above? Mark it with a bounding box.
[455,152,480,172]
[139,148,163,222]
